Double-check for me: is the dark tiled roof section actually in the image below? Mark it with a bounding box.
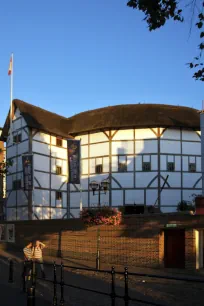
[67,104,200,134]
[2,99,73,139]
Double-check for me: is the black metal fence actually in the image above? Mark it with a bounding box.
[7,258,204,306]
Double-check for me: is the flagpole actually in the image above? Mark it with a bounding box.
[10,53,13,143]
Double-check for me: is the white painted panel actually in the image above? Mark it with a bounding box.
[18,141,29,155]
[62,140,67,148]
[51,191,55,207]
[167,155,174,162]
[81,192,88,206]
[70,209,80,218]
[196,157,201,172]
[112,129,134,140]
[8,157,17,174]
[33,189,50,206]
[127,156,134,171]
[135,128,157,139]
[182,190,200,203]
[81,176,89,190]
[35,172,49,188]
[89,173,109,182]
[42,208,50,219]
[90,191,109,207]
[161,206,177,213]
[14,108,21,119]
[182,130,200,141]
[70,184,77,192]
[17,207,28,220]
[189,156,196,163]
[160,140,180,154]
[125,190,144,205]
[143,155,150,162]
[82,160,88,174]
[21,128,29,141]
[112,178,121,188]
[112,190,123,206]
[146,190,158,206]
[62,192,67,208]
[135,156,142,171]
[75,134,88,145]
[90,143,109,157]
[33,141,50,156]
[51,146,67,159]
[34,154,49,172]
[56,199,63,208]
[161,128,180,140]
[6,208,16,221]
[6,191,16,207]
[70,193,80,208]
[90,132,108,143]
[112,173,133,188]
[34,132,50,144]
[51,175,67,189]
[183,173,201,188]
[21,117,27,127]
[136,172,158,188]
[112,141,134,155]
[151,155,158,171]
[62,160,68,176]
[135,140,158,154]
[96,157,102,165]
[17,156,23,172]
[161,173,181,188]
[175,156,181,171]
[33,207,43,219]
[7,146,17,159]
[51,136,56,145]
[161,190,181,206]
[17,190,28,206]
[7,176,13,190]
[182,142,201,155]
[103,157,109,172]
[90,158,96,174]
[51,208,67,219]
[13,118,22,130]
[112,156,118,172]
[182,156,188,171]
[81,145,89,158]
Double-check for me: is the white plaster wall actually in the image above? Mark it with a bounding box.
[127,156,134,171]
[182,130,200,141]
[160,140,180,154]
[51,208,66,219]
[135,156,142,171]
[70,192,88,208]
[51,159,67,176]
[33,141,50,156]
[6,208,16,221]
[161,190,181,206]
[197,157,201,172]
[51,175,67,189]
[7,146,17,159]
[75,134,88,145]
[21,128,29,141]
[33,132,50,144]
[112,129,134,140]
[161,206,177,213]
[112,156,118,172]
[18,141,29,156]
[183,173,202,188]
[162,173,181,188]
[34,172,49,188]
[161,129,180,140]
[17,190,28,206]
[14,108,21,119]
[175,156,181,171]
[135,140,158,154]
[51,146,67,159]
[82,159,88,174]
[81,177,89,190]
[90,143,109,157]
[33,190,50,206]
[6,176,13,191]
[6,191,16,207]
[182,142,201,155]
[183,190,200,202]
[70,208,80,218]
[135,128,157,139]
[81,145,88,158]
[151,155,158,171]
[112,190,123,206]
[90,132,109,143]
[103,157,109,172]
[34,154,49,172]
[17,207,28,220]
[146,190,158,206]
[136,172,158,188]
[112,173,134,188]
[90,191,109,207]
[125,190,144,204]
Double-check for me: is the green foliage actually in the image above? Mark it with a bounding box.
[0,149,12,176]
[127,0,204,81]
[177,200,195,212]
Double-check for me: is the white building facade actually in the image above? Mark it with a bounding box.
[2,99,202,220]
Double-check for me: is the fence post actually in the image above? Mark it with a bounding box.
[124,267,129,306]
[8,259,14,283]
[53,262,58,306]
[96,227,100,271]
[22,261,27,292]
[59,262,65,306]
[31,261,36,288]
[27,286,35,306]
[111,266,116,306]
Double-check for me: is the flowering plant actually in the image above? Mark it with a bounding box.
[80,206,122,226]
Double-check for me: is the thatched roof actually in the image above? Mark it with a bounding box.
[68,103,200,134]
[1,99,200,140]
[2,99,72,139]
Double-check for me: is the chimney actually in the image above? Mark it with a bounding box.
[200,101,204,195]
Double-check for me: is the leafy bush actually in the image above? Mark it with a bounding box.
[80,207,122,226]
[177,200,195,212]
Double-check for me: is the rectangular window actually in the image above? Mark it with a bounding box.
[189,163,196,172]
[142,162,151,171]
[13,179,21,190]
[95,164,103,174]
[56,166,62,175]
[56,191,62,201]
[167,162,175,172]
[56,138,62,147]
[13,134,22,144]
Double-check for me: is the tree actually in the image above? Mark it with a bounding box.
[127,0,204,81]
[0,149,12,176]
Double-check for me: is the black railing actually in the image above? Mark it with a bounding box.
[7,258,204,306]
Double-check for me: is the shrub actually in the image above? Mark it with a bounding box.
[177,200,195,212]
[80,207,122,226]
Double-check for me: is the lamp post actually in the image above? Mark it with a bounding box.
[89,178,109,207]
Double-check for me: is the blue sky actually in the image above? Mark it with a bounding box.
[0,0,203,127]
